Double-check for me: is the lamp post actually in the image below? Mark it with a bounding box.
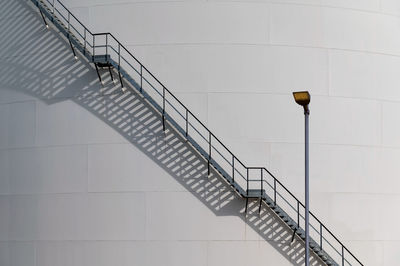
[293,91,311,266]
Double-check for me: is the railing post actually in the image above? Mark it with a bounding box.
[232,155,235,183]
[320,224,323,249]
[106,34,108,60]
[92,35,95,61]
[297,201,300,228]
[67,12,70,34]
[260,169,263,196]
[118,43,120,68]
[246,168,249,196]
[342,246,345,266]
[140,65,143,93]
[83,29,86,55]
[208,132,211,176]
[274,179,277,205]
[117,43,124,89]
[162,87,166,132]
[185,109,188,138]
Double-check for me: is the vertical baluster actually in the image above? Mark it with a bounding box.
[163,87,165,115]
[92,35,95,61]
[297,201,300,228]
[274,179,277,205]
[162,87,166,132]
[246,168,249,196]
[232,155,235,183]
[260,169,263,196]
[140,65,143,93]
[185,109,188,138]
[105,34,108,61]
[208,132,211,176]
[342,246,345,266]
[117,43,124,90]
[83,29,86,55]
[320,224,323,249]
[118,43,120,67]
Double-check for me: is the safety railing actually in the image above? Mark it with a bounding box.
[33,0,363,265]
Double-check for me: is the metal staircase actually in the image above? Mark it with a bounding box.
[30,0,364,265]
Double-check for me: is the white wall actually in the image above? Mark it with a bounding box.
[1,0,400,265]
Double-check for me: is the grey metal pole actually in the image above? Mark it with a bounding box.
[305,108,310,266]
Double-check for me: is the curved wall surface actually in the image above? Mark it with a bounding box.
[1,0,400,265]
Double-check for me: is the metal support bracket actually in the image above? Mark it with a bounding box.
[291,227,297,243]
[38,8,48,28]
[94,64,102,85]
[108,65,114,82]
[118,69,124,89]
[68,37,77,59]
[244,197,262,215]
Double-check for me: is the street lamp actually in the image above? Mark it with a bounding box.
[293,91,311,266]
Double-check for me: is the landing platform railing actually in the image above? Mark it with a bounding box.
[34,0,363,265]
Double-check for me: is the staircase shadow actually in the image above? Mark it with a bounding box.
[0,1,327,265]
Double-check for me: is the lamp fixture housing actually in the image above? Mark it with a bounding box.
[293,91,311,113]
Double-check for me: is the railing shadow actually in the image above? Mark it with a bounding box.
[0,1,327,265]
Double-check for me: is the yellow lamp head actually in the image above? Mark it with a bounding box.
[293,91,311,113]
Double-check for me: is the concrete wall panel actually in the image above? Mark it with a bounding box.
[7,146,88,194]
